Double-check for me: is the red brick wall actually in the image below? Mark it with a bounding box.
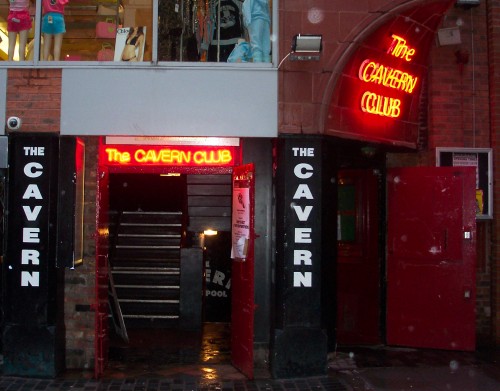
[64,137,98,370]
[487,0,500,345]
[279,1,495,346]
[427,3,492,345]
[383,2,494,348]
[6,69,62,132]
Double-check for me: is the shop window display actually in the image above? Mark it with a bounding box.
[158,0,271,63]
[0,0,35,61]
[0,0,272,63]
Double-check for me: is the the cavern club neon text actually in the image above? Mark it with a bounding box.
[358,34,419,118]
[104,145,236,166]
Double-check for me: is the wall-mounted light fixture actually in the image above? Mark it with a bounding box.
[291,34,323,53]
[278,34,323,67]
[291,34,322,61]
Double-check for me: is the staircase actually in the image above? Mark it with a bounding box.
[109,211,184,329]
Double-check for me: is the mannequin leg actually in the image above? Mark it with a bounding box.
[43,33,52,61]
[18,30,29,61]
[53,33,63,61]
[8,31,17,61]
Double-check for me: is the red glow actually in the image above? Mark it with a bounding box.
[387,34,416,62]
[358,60,418,94]
[101,145,238,167]
[357,34,418,119]
[361,91,401,118]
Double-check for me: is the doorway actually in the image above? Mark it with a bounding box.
[336,169,382,346]
[104,172,236,376]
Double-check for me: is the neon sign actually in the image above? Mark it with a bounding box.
[103,145,237,166]
[359,34,419,119]
[361,92,401,118]
[358,60,418,94]
[386,34,416,61]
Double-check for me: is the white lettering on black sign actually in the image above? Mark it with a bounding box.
[20,146,45,287]
[291,147,315,287]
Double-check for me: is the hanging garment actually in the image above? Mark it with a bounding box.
[242,0,270,62]
[208,0,244,62]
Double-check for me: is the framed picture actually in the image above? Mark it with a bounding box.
[114,26,147,62]
[436,147,493,219]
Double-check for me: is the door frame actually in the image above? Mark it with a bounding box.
[231,163,255,379]
[94,139,256,377]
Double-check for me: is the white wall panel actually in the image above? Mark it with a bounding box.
[61,68,277,137]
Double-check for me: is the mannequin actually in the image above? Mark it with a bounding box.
[7,0,33,61]
[41,0,68,61]
[242,0,270,62]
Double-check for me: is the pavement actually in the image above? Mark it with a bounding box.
[1,346,500,391]
[331,345,500,390]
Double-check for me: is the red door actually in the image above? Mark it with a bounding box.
[94,163,110,378]
[231,164,255,379]
[337,169,381,345]
[386,166,476,351]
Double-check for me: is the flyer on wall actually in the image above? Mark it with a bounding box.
[231,185,250,261]
[114,26,147,61]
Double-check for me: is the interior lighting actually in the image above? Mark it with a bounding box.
[203,229,218,236]
[0,29,19,61]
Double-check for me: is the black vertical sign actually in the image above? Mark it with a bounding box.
[3,133,63,377]
[272,136,327,378]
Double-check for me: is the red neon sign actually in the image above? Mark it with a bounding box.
[358,60,418,94]
[358,34,419,119]
[387,34,416,62]
[102,145,238,166]
[361,92,401,118]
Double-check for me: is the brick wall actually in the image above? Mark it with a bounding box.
[64,136,99,370]
[431,3,492,346]
[487,0,500,345]
[6,69,62,132]
[389,3,493,345]
[279,1,495,346]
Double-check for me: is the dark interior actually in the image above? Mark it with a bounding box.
[107,173,233,372]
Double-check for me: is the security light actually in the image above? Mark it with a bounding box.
[291,34,323,53]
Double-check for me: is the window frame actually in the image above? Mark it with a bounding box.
[1,0,278,68]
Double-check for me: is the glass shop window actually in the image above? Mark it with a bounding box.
[0,0,36,61]
[158,0,272,63]
[1,0,272,63]
[40,0,153,62]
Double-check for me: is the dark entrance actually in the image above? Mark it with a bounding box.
[336,169,381,345]
[105,172,235,375]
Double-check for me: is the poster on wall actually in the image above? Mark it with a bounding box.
[231,183,250,260]
[114,26,147,62]
[436,147,493,219]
